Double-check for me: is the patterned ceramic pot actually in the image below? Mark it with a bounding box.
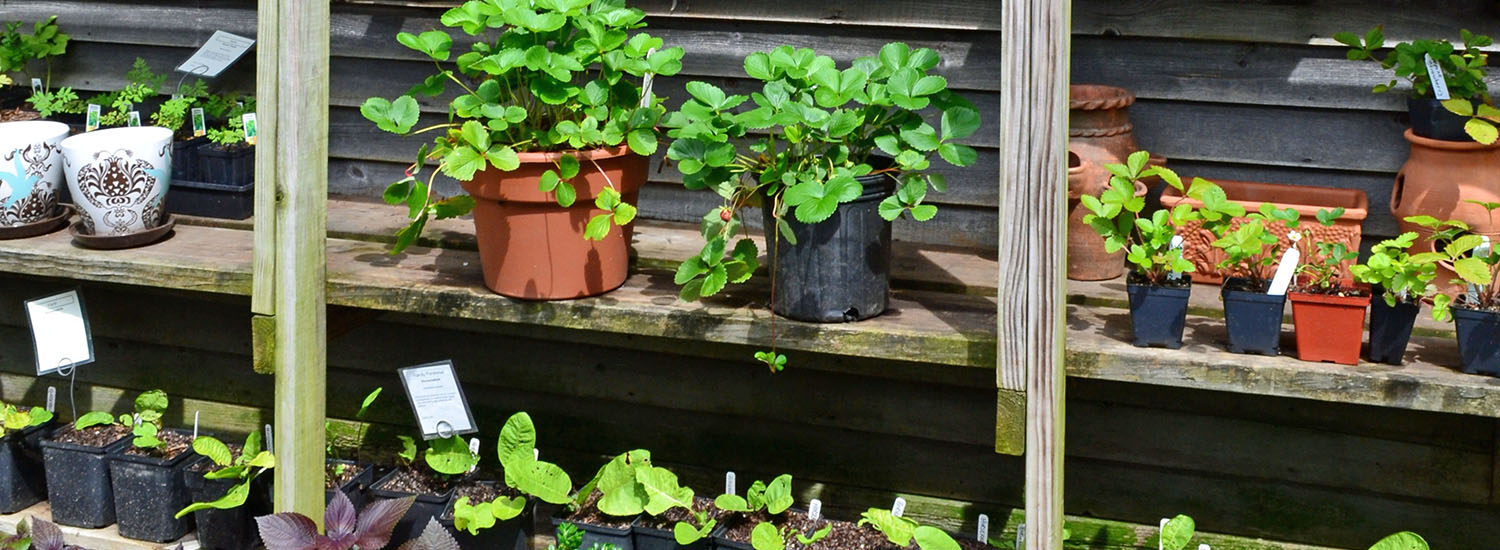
[0,121,69,227]
[60,127,173,235]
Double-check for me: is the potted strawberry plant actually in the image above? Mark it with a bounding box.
[1289,208,1371,364]
[362,0,683,300]
[1414,213,1500,375]
[1337,28,1492,142]
[177,432,276,550]
[664,42,981,324]
[1211,203,1299,355]
[0,402,54,513]
[41,409,131,528]
[1350,230,1441,364]
[1080,151,1239,348]
[106,389,199,542]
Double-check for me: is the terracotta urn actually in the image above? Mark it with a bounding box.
[1069,84,1138,169]
[1066,151,1146,281]
[1390,129,1500,294]
[458,145,646,300]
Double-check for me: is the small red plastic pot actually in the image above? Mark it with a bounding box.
[1289,290,1371,365]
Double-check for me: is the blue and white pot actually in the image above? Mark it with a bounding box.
[0,120,69,227]
[60,127,173,235]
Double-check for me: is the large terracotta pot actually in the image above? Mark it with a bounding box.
[1066,151,1146,281]
[60,127,173,236]
[1164,180,1368,285]
[1069,84,1138,170]
[458,145,646,300]
[1390,129,1500,294]
[0,120,69,227]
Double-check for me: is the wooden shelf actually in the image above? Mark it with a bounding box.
[0,501,198,550]
[4,199,1500,418]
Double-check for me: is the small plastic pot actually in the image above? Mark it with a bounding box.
[1125,276,1191,348]
[553,510,634,550]
[762,169,895,322]
[367,468,456,546]
[326,459,374,511]
[184,457,258,550]
[108,431,198,542]
[634,516,711,550]
[1367,289,1420,365]
[1409,97,1476,142]
[196,144,254,186]
[1453,306,1500,375]
[0,419,56,513]
[41,426,130,528]
[171,137,206,182]
[1290,290,1370,365]
[1221,279,1286,356]
[440,481,532,550]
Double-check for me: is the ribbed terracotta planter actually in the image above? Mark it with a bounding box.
[1066,151,1146,281]
[1289,290,1370,365]
[458,145,646,300]
[1391,129,1500,296]
[1163,180,1368,285]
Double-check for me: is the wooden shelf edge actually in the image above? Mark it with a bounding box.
[0,502,199,550]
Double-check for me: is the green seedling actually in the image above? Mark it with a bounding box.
[1294,208,1359,293]
[1211,203,1299,290]
[858,508,959,550]
[175,431,276,518]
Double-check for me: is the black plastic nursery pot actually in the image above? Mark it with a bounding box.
[440,482,533,550]
[1453,306,1500,375]
[368,468,457,545]
[166,178,254,220]
[1221,278,1287,356]
[761,170,896,323]
[196,144,255,186]
[326,459,374,511]
[108,430,198,542]
[553,511,635,550]
[1409,97,1478,142]
[185,457,260,550]
[172,137,206,182]
[632,516,709,550]
[1125,274,1191,349]
[1368,288,1420,365]
[0,418,56,514]
[41,426,130,528]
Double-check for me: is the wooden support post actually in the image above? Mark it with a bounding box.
[998,0,1070,548]
[254,0,331,521]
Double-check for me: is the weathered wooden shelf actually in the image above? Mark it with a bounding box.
[3,199,1498,417]
[0,501,199,550]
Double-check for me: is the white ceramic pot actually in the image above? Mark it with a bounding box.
[60,127,173,235]
[0,120,70,227]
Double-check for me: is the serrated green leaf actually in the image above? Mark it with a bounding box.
[585,214,613,241]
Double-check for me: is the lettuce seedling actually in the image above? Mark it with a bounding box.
[574,449,654,516]
[633,465,717,544]
[257,491,414,550]
[496,412,572,505]
[858,508,958,550]
[175,431,276,518]
[0,402,52,438]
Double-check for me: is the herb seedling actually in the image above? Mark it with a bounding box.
[92,389,170,452]
[1210,202,1300,291]
[1293,208,1361,293]
[256,491,415,550]
[1350,232,1441,307]
[175,431,276,518]
[0,17,69,91]
[0,402,52,438]
[549,522,622,550]
[1335,27,1491,102]
[858,508,959,550]
[326,386,382,473]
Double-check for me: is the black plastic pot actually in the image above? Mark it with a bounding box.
[196,144,255,186]
[1125,276,1191,348]
[553,512,634,550]
[1409,97,1477,142]
[440,482,532,550]
[166,178,254,220]
[41,427,130,528]
[326,459,374,511]
[1368,289,1420,365]
[0,419,56,513]
[368,469,456,545]
[172,137,206,182]
[108,431,198,542]
[635,516,711,550]
[1453,306,1500,375]
[1221,279,1286,356]
[761,170,896,322]
[184,457,258,550]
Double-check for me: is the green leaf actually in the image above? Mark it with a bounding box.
[911,204,937,221]
[878,197,904,221]
[361,96,420,134]
[557,154,581,180]
[245,451,275,469]
[442,146,487,181]
[701,265,729,297]
[175,479,251,518]
[614,203,638,225]
[911,75,947,96]
[941,106,981,140]
[396,30,452,61]
[1454,257,1493,285]
[900,122,940,151]
[555,182,577,207]
[674,522,707,545]
[497,411,537,466]
[424,435,478,476]
[514,459,574,505]
[636,466,695,515]
[762,474,793,514]
[1367,531,1429,550]
[192,436,233,467]
[628,129,658,155]
[397,435,418,463]
[539,170,561,192]
[938,142,977,166]
[493,495,527,521]
[686,82,727,109]
[461,120,490,150]
[858,509,916,547]
[430,195,475,219]
[585,214,613,241]
[383,179,414,205]
[136,390,168,414]
[1442,99,1476,117]
[914,526,960,550]
[879,42,911,72]
[75,411,114,430]
[1466,118,1498,145]
[751,522,785,550]
[453,497,496,535]
[744,53,774,80]
[1159,514,1195,550]
[714,494,749,512]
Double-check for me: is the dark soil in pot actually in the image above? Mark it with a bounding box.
[440,480,531,550]
[716,508,832,550]
[326,459,373,510]
[185,450,260,550]
[1368,288,1421,365]
[634,496,725,550]
[1409,97,1478,142]
[720,516,901,550]
[1221,277,1286,356]
[554,490,634,550]
[1453,305,1500,375]
[762,170,896,322]
[0,415,56,514]
[42,424,130,528]
[1125,272,1191,348]
[369,466,458,545]
[109,429,197,542]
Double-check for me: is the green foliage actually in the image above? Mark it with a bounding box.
[712,474,792,515]
[665,42,979,301]
[549,522,585,550]
[1294,208,1360,292]
[1440,99,1500,144]
[452,494,526,535]
[326,387,382,463]
[1156,515,1196,550]
[858,508,959,550]
[1350,232,1441,307]
[1081,151,1236,284]
[1406,211,1500,321]
[25,87,82,117]
[73,410,116,431]
[1335,27,1491,102]
[0,403,51,438]
[1368,531,1428,550]
[0,16,69,87]
[367,0,681,254]
[176,432,275,518]
[1210,202,1299,289]
[580,449,653,516]
[397,435,419,465]
[126,389,169,451]
[206,115,248,148]
[424,435,480,476]
[496,412,574,506]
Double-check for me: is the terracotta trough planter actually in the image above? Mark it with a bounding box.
[1289,290,1370,365]
[1163,180,1368,285]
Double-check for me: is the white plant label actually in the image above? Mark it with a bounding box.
[1167,234,1186,281]
[127,111,141,127]
[534,448,540,459]
[468,438,481,473]
[264,424,274,453]
[193,411,200,439]
[891,497,906,517]
[807,499,822,521]
[1267,232,1300,296]
[1159,518,1170,550]
[977,513,990,542]
[640,48,657,108]
[26,290,93,375]
[398,360,477,440]
[30,78,42,94]
[1015,524,1025,550]
[1424,53,1451,101]
[85,104,101,132]
[1199,545,1212,550]
[45,387,55,413]
[176,31,255,78]
[725,471,736,496]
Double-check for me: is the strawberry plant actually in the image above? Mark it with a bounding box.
[1294,208,1361,293]
[1210,202,1299,290]
[1335,27,1491,102]
[1350,232,1441,307]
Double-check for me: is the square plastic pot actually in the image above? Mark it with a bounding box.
[195,144,254,186]
[553,510,634,550]
[0,419,56,514]
[1367,289,1420,365]
[184,456,259,550]
[633,516,711,550]
[41,427,129,528]
[367,469,456,546]
[1453,307,1500,375]
[326,459,374,511]
[1290,291,1370,365]
[1221,280,1287,356]
[172,137,206,182]
[1126,277,1191,349]
[439,481,532,550]
[165,178,253,220]
[108,431,198,542]
[1409,97,1477,142]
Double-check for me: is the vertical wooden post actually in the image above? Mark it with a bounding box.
[254,0,330,520]
[998,0,1069,548]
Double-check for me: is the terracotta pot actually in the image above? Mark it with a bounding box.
[1391,129,1500,295]
[1069,84,1138,170]
[1289,290,1370,365]
[1066,151,1147,281]
[1164,180,1368,285]
[458,145,647,300]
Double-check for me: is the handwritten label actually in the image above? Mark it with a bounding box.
[891,497,906,517]
[191,108,206,137]
[242,112,258,146]
[1424,53,1451,101]
[977,514,990,543]
[30,78,42,94]
[176,31,255,78]
[85,104,101,132]
[45,387,55,413]
[25,290,94,375]
[725,471,736,496]
[807,499,822,521]
[127,111,141,127]
[398,361,477,439]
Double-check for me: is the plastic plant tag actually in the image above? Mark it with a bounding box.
[242,113,258,146]
[127,111,141,127]
[1469,237,1491,304]
[30,78,41,94]
[640,48,657,108]
[977,513,990,542]
[85,104,101,132]
[193,411,200,439]
[176,30,255,78]
[264,424,274,453]
[534,448,540,459]
[891,497,906,517]
[1014,523,1025,550]
[1424,53,1451,101]
[807,499,822,521]
[1159,519,1169,550]
[191,108,206,137]
[468,438,481,473]
[45,387,55,413]
[25,290,94,375]
[725,471,736,496]
[1199,545,1211,550]
[1267,231,1301,295]
[398,360,478,440]
[1167,235,1185,281]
